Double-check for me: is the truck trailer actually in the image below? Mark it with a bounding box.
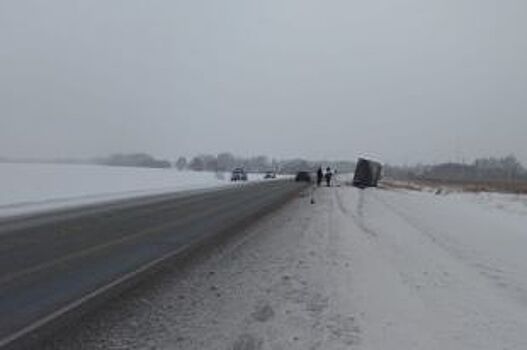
[352,158,382,188]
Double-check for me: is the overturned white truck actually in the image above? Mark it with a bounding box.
[352,158,382,188]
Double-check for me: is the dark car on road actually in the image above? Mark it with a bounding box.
[231,168,248,181]
[295,171,312,183]
[264,171,277,179]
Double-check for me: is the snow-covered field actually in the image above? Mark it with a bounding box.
[0,162,266,218]
[45,185,527,350]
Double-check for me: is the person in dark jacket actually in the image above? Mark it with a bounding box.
[316,167,323,186]
[325,167,332,187]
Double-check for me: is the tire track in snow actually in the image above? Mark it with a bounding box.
[334,188,378,239]
[370,190,527,306]
[337,187,527,349]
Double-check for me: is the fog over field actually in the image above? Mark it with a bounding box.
[1,0,526,164]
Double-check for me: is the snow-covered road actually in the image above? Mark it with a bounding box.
[45,186,527,350]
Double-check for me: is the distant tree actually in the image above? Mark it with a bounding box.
[175,157,187,171]
[200,154,218,172]
[217,153,236,171]
[501,155,523,180]
[472,155,524,181]
[252,155,269,172]
[188,157,205,171]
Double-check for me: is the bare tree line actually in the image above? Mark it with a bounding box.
[385,155,527,182]
[175,153,356,174]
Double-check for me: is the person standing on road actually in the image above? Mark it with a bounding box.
[325,167,332,187]
[317,167,324,186]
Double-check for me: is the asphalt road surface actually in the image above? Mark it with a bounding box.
[0,180,306,349]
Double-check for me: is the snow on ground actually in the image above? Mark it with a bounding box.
[449,190,527,216]
[0,162,268,218]
[45,186,527,350]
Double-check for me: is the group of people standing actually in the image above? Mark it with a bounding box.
[316,167,335,187]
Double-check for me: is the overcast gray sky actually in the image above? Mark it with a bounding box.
[1,0,526,164]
